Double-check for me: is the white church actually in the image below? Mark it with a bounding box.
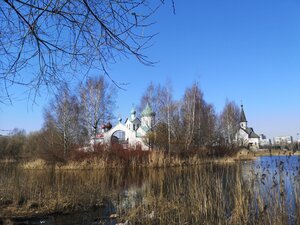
[235,105,260,149]
[91,104,156,150]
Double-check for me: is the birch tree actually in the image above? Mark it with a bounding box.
[139,82,175,153]
[219,100,240,145]
[80,76,115,137]
[200,103,217,145]
[181,83,217,150]
[181,84,199,151]
[44,84,81,158]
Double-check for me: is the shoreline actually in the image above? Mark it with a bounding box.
[16,149,300,170]
[0,149,299,171]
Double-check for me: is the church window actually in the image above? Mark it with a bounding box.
[133,124,136,130]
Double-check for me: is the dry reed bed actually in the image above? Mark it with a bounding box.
[120,164,300,225]
[21,149,300,170]
[0,168,124,217]
[1,156,299,225]
[21,150,231,170]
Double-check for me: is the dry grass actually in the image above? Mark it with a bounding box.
[233,148,300,161]
[120,164,300,225]
[233,148,257,161]
[0,167,119,217]
[20,150,208,170]
[21,159,48,169]
[255,149,300,156]
[0,157,299,224]
[19,148,300,170]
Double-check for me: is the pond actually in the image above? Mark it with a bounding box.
[0,155,299,225]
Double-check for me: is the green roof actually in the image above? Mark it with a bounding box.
[141,103,155,117]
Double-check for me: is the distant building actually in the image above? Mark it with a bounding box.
[235,105,260,149]
[259,134,272,147]
[90,103,155,150]
[260,134,266,139]
[273,136,293,145]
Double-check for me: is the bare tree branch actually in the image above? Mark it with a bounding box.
[0,0,169,103]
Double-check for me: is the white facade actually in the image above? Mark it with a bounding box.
[259,134,272,147]
[235,105,260,149]
[273,136,293,145]
[236,129,260,149]
[91,104,155,150]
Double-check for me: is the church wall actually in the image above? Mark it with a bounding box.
[91,105,155,151]
[249,138,260,149]
[141,117,149,128]
[101,122,149,150]
[237,129,249,145]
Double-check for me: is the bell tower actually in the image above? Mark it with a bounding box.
[240,105,247,129]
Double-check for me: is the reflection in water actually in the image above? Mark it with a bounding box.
[0,156,299,224]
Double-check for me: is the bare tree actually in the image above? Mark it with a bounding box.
[0,128,26,160]
[219,100,240,145]
[138,83,160,120]
[139,82,171,124]
[0,0,169,103]
[200,102,217,146]
[179,82,218,151]
[181,83,202,151]
[139,82,177,153]
[138,81,220,152]
[44,84,81,158]
[80,76,115,138]
[165,83,172,156]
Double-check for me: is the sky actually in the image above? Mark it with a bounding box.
[1,0,300,140]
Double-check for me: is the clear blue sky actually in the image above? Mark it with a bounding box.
[1,0,300,140]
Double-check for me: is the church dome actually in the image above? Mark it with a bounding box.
[141,103,155,117]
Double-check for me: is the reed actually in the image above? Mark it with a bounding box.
[1,156,299,225]
[21,150,209,169]
[120,162,300,225]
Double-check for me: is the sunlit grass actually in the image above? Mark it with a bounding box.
[0,156,299,225]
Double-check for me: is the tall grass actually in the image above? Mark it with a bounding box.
[119,161,300,225]
[22,144,237,169]
[1,157,299,225]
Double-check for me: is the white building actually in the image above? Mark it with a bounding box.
[259,134,272,147]
[91,104,155,150]
[273,136,293,145]
[235,105,260,149]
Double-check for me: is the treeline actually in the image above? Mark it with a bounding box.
[139,82,241,154]
[0,77,244,161]
[41,76,116,160]
[0,76,116,161]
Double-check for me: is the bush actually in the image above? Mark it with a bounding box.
[0,129,26,160]
[70,143,150,166]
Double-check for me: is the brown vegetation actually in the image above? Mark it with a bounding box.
[2,81,299,169]
[20,144,241,170]
[1,160,299,224]
[120,165,300,225]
